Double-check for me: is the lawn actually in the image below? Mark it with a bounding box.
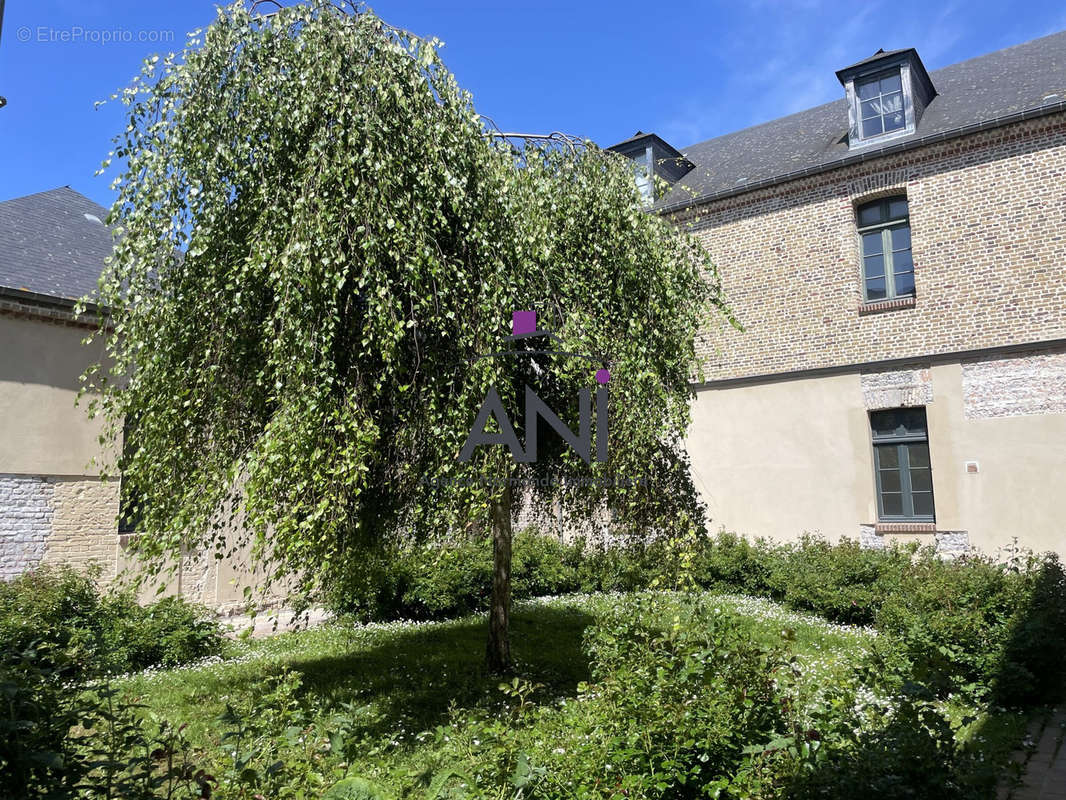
[115,591,1028,798]
[121,592,872,740]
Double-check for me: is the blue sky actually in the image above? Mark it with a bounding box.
[2,0,1065,210]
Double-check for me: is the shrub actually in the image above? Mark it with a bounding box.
[323,528,1066,710]
[0,566,224,676]
[0,567,224,797]
[99,594,226,670]
[538,596,790,797]
[689,530,774,595]
[421,595,794,799]
[399,537,494,619]
[876,552,1066,705]
[763,535,909,625]
[511,531,581,598]
[0,565,106,675]
[0,638,89,798]
[993,555,1066,705]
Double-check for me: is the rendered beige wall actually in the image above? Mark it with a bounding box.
[927,361,1066,557]
[1,313,292,605]
[0,315,113,476]
[688,357,1066,558]
[688,371,876,543]
[115,525,293,611]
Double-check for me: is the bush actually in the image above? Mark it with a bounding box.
[0,565,105,676]
[689,530,774,595]
[511,533,581,598]
[0,638,89,797]
[400,537,494,619]
[420,595,793,799]
[99,594,226,671]
[553,598,787,797]
[0,565,225,676]
[994,555,1066,705]
[0,567,225,798]
[763,535,909,625]
[324,529,1066,710]
[875,552,1066,705]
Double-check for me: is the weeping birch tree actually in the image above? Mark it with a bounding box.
[85,1,733,670]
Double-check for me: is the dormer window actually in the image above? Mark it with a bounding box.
[857,71,905,138]
[606,131,695,205]
[837,48,936,149]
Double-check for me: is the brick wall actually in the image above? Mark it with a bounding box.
[681,113,1066,382]
[0,475,120,581]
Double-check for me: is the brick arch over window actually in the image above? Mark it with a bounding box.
[846,168,912,199]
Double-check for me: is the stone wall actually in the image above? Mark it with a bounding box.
[860,366,932,409]
[0,475,119,581]
[682,113,1066,383]
[961,346,1066,419]
[40,479,120,579]
[0,475,55,580]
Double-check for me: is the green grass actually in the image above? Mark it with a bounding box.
[116,590,1031,797]
[120,601,595,744]
[120,591,873,749]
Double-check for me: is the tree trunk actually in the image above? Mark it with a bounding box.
[486,484,513,673]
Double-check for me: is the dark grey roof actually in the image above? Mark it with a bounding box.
[837,47,911,74]
[0,186,113,303]
[658,29,1066,212]
[608,130,687,159]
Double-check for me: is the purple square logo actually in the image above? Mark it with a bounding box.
[512,310,537,336]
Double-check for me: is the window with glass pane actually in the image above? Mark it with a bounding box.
[857,196,914,302]
[118,416,142,533]
[870,408,935,522]
[857,70,905,138]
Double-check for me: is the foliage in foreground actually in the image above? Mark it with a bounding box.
[5,534,1062,798]
[30,592,1032,799]
[86,0,727,608]
[0,566,224,798]
[330,529,1066,709]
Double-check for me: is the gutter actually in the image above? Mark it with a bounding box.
[0,284,97,310]
[657,99,1066,217]
[0,284,109,325]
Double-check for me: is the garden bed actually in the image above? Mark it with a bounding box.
[117,590,1033,798]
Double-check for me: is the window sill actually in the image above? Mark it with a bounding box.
[859,295,915,315]
[875,521,936,533]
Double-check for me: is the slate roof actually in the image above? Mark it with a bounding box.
[657,29,1066,212]
[837,47,912,73]
[0,186,113,303]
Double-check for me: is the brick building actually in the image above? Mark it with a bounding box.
[3,31,1064,587]
[612,31,1066,556]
